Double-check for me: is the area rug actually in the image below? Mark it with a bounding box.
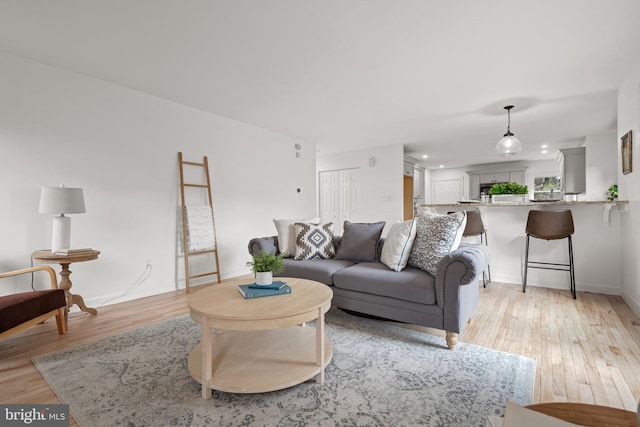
[33,310,535,427]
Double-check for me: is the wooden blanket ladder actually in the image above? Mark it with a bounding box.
[178,152,221,292]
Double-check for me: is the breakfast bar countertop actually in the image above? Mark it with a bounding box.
[419,199,627,295]
[421,200,628,208]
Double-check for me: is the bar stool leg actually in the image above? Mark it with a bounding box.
[480,230,487,287]
[483,232,492,282]
[568,235,576,299]
[523,234,530,293]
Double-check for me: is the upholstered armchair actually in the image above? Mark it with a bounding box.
[0,266,67,339]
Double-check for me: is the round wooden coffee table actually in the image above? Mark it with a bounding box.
[188,277,333,399]
[526,402,639,427]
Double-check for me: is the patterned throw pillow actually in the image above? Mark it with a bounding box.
[407,212,467,276]
[294,222,335,260]
[273,217,320,257]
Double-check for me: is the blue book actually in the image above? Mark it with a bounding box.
[238,284,292,299]
[247,280,287,290]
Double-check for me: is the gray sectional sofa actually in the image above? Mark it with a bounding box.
[248,234,489,349]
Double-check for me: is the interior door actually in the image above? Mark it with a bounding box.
[319,169,360,233]
[319,171,339,225]
[433,179,462,204]
[403,175,414,220]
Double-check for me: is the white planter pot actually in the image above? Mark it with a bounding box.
[255,271,273,286]
[491,194,527,204]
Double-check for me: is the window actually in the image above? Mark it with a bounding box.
[533,176,562,200]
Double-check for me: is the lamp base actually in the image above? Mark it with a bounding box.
[51,215,71,253]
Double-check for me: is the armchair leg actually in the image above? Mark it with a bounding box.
[445,332,458,350]
[55,308,67,334]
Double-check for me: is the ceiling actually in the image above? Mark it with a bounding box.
[1,1,639,169]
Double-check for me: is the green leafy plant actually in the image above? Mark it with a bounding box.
[606,184,618,201]
[246,250,286,274]
[488,182,528,195]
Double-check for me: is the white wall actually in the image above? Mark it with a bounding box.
[0,52,316,306]
[316,145,404,235]
[618,59,640,316]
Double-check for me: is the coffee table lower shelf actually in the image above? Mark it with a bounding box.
[188,325,333,394]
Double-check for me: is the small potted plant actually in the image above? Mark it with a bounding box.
[246,250,286,285]
[606,184,618,201]
[488,182,529,203]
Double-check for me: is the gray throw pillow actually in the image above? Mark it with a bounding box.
[407,212,466,276]
[335,221,385,262]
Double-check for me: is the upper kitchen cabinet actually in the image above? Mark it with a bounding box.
[560,147,586,194]
[509,171,526,185]
[413,166,425,202]
[468,168,528,199]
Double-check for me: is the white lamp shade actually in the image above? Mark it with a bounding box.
[495,135,522,157]
[39,186,86,214]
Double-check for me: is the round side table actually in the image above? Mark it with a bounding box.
[31,250,101,318]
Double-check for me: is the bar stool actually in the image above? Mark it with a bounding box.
[451,210,491,287]
[523,209,576,299]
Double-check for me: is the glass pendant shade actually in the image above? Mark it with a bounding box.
[495,105,522,157]
[495,133,522,157]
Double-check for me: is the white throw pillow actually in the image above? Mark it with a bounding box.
[273,217,320,257]
[381,219,417,272]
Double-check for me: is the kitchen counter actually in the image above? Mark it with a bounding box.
[421,200,628,208]
[420,200,626,296]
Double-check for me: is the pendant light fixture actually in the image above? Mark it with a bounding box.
[495,105,522,157]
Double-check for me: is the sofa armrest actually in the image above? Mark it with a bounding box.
[248,236,280,256]
[436,243,490,333]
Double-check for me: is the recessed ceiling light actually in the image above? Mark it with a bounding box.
[541,144,548,148]
[541,150,548,154]
[439,164,444,168]
[422,155,428,159]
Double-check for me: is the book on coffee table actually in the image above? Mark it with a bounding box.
[247,280,287,290]
[238,283,291,299]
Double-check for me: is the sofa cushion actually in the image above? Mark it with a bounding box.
[333,262,436,305]
[380,219,417,272]
[294,222,336,260]
[335,221,385,262]
[279,258,356,285]
[408,212,466,276]
[0,289,66,334]
[273,217,320,257]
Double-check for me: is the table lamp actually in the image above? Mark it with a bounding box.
[38,185,86,252]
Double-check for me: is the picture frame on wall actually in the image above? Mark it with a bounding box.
[622,130,633,175]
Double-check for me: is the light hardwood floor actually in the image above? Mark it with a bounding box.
[1,280,639,426]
